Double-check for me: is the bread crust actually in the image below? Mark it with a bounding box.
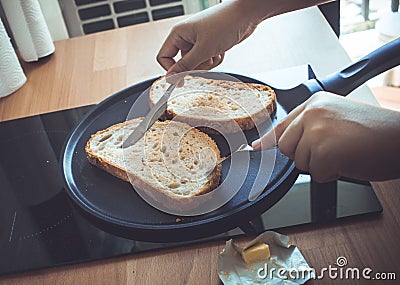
[85,119,222,211]
[149,76,276,134]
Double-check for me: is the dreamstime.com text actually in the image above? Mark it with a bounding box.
[257,256,397,281]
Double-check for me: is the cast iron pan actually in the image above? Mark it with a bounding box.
[63,38,400,242]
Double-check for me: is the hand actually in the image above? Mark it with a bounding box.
[252,92,400,182]
[156,0,330,77]
[157,1,260,76]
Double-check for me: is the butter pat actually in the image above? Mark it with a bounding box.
[241,243,270,264]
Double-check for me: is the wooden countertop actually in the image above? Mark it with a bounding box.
[0,7,399,285]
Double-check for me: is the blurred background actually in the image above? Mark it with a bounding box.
[339,0,400,109]
[0,0,399,105]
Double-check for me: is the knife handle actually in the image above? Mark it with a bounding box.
[318,37,400,96]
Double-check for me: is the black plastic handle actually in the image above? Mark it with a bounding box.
[318,37,400,96]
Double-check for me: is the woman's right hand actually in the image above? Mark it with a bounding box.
[156,0,330,76]
[252,92,400,182]
[156,1,260,76]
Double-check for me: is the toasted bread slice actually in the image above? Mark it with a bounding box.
[149,75,276,134]
[85,118,221,205]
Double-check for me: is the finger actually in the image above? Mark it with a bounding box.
[167,55,197,75]
[293,133,311,172]
[195,54,225,70]
[180,45,194,58]
[203,54,224,69]
[252,118,289,151]
[167,42,213,75]
[252,100,308,151]
[194,58,214,70]
[157,33,194,71]
[157,42,179,71]
[278,115,304,160]
[166,55,225,86]
[282,99,309,126]
[309,151,339,183]
[208,54,224,68]
[166,55,224,87]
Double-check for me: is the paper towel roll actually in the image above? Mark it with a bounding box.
[1,0,55,62]
[0,18,26,98]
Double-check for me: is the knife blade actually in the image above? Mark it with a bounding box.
[122,83,176,148]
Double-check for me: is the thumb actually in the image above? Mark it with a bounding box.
[167,45,206,76]
[252,120,287,151]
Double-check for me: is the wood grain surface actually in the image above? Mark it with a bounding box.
[0,7,399,285]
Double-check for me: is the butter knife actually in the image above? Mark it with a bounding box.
[217,143,279,165]
[122,84,176,148]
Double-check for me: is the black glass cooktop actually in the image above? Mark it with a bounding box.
[0,104,382,276]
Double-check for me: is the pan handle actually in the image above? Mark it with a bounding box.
[318,37,400,96]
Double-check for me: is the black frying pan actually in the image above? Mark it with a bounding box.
[63,38,400,242]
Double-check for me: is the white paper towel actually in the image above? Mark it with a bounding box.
[1,0,55,62]
[0,18,26,98]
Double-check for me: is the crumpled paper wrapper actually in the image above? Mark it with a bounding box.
[218,231,314,284]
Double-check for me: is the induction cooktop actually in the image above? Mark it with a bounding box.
[0,67,382,276]
[0,102,383,276]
